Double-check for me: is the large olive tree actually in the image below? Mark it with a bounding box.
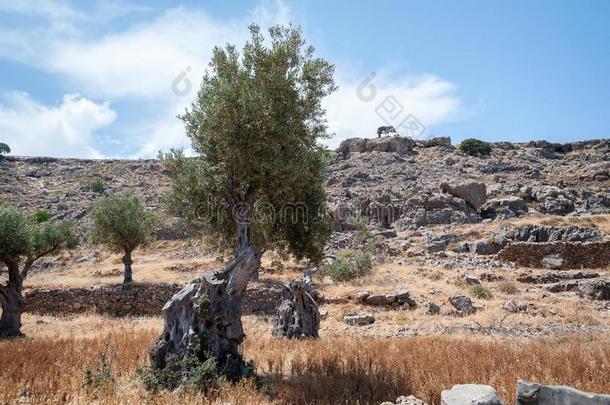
[148,24,335,388]
[0,208,76,338]
[89,193,156,284]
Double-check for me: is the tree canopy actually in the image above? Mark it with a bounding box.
[0,143,10,157]
[0,207,77,280]
[89,193,156,254]
[162,23,336,264]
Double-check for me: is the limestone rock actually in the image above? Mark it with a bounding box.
[343,313,375,326]
[441,384,504,405]
[516,380,610,405]
[440,181,487,210]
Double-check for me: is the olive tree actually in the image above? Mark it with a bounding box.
[89,193,156,284]
[0,208,76,338]
[0,143,10,158]
[147,24,335,388]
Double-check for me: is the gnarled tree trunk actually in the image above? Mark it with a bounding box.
[272,280,320,339]
[149,219,262,387]
[0,263,24,339]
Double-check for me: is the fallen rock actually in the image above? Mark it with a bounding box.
[382,395,429,405]
[440,181,487,210]
[449,295,476,314]
[579,280,610,301]
[395,289,417,308]
[441,384,504,405]
[480,197,528,218]
[343,313,375,326]
[366,294,396,306]
[425,301,440,315]
[516,379,610,405]
[502,300,533,313]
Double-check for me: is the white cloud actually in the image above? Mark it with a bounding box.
[0,92,116,158]
[0,1,462,158]
[324,70,460,148]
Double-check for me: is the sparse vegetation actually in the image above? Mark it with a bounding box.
[31,210,52,223]
[459,138,492,156]
[89,180,106,193]
[89,193,157,284]
[498,280,519,295]
[469,284,494,300]
[322,249,372,282]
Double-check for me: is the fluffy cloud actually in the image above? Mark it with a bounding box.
[0,92,116,158]
[0,1,461,158]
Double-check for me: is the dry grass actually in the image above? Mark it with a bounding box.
[1,315,610,404]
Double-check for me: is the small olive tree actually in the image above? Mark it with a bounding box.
[89,193,156,284]
[0,207,76,338]
[0,143,10,158]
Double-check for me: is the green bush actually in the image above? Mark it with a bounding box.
[469,284,494,300]
[0,142,10,157]
[322,250,372,282]
[89,180,105,193]
[32,210,52,223]
[459,138,492,156]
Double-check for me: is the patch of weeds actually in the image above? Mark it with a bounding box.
[321,250,372,282]
[84,349,116,398]
[497,280,518,295]
[469,284,494,300]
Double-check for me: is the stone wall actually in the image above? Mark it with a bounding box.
[497,241,610,269]
[24,283,283,317]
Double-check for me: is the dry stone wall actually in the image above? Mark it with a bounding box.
[497,241,610,269]
[24,283,282,317]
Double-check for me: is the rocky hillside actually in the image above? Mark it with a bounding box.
[1,136,609,243]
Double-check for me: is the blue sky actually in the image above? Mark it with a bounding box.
[0,0,609,158]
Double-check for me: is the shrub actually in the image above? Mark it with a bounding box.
[459,138,492,156]
[498,280,518,295]
[0,143,10,157]
[31,210,52,223]
[322,250,372,282]
[89,180,105,193]
[84,350,115,397]
[469,284,494,300]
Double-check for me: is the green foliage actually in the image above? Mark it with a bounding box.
[89,193,156,254]
[0,142,10,156]
[89,180,105,193]
[322,250,372,282]
[377,126,396,136]
[162,24,335,264]
[459,138,492,156]
[138,350,255,393]
[32,210,52,223]
[469,284,494,300]
[0,207,76,269]
[84,350,115,394]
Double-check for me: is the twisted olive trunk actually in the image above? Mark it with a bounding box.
[0,262,24,339]
[149,188,262,387]
[122,249,133,284]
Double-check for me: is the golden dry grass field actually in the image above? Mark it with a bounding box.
[1,314,610,405]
